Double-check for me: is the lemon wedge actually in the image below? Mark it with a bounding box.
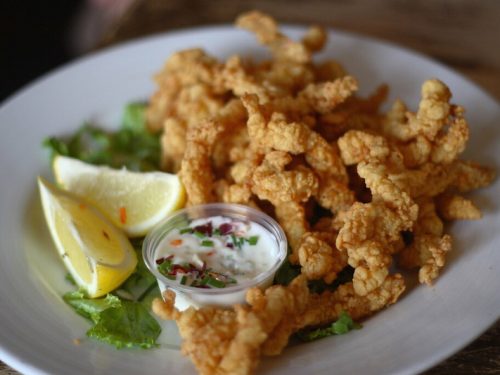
[53,155,185,237]
[38,177,137,298]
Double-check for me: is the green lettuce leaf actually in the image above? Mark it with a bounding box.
[115,244,161,308]
[86,301,161,349]
[63,291,121,323]
[43,102,161,171]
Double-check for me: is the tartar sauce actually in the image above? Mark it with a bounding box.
[155,216,277,289]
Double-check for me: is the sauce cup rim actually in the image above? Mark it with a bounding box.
[143,203,288,296]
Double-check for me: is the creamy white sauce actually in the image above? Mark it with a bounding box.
[156,216,277,289]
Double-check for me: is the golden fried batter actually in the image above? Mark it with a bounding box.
[145,10,495,375]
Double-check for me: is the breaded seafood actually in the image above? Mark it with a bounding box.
[146,10,495,375]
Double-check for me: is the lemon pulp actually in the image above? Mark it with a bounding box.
[53,155,186,237]
[38,177,137,297]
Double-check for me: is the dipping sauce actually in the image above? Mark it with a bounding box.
[155,216,277,289]
[143,203,287,311]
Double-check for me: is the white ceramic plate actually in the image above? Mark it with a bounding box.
[0,25,498,375]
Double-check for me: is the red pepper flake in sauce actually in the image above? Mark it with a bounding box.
[119,207,127,224]
[170,239,183,246]
[79,203,86,210]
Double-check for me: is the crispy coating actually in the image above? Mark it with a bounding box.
[399,199,452,285]
[451,160,496,193]
[146,10,495,375]
[179,120,224,206]
[261,274,405,355]
[236,11,311,64]
[274,201,309,262]
[436,193,482,220]
[300,274,405,328]
[153,274,405,370]
[153,276,310,375]
[298,231,348,283]
[336,201,410,295]
[251,151,318,204]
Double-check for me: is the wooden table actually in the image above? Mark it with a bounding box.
[2,0,498,374]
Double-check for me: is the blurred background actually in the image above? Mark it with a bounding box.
[1,0,500,102]
[0,0,498,374]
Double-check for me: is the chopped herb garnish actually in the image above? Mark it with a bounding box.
[194,231,206,239]
[231,234,243,249]
[201,240,214,247]
[179,228,192,234]
[296,311,361,342]
[207,277,226,288]
[157,258,173,276]
[180,276,187,285]
[247,236,259,245]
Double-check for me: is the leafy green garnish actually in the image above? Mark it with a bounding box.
[297,311,362,342]
[273,251,354,294]
[307,266,354,294]
[63,242,162,349]
[63,288,161,349]
[87,301,161,349]
[273,256,301,286]
[122,102,147,133]
[63,291,121,322]
[118,244,158,304]
[43,102,161,171]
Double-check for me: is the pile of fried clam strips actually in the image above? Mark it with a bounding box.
[146,10,495,375]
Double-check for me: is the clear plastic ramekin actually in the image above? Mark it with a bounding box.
[143,203,287,311]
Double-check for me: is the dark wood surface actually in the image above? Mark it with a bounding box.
[2,0,498,374]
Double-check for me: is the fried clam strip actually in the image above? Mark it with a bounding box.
[236,11,312,64]
[146,49,227,171]
[436,193,482,220]
[427,160,495,222]
[318,84,389,142]
[241,92,355,272]
[153,275,404,373]
[337,130,418,295]
[251,151,318,204]
[152,276,310,375]
[147,48,224,131]
[180,99,249,206]
[382,79,469,168]
[179,120,224,206]
[242,94,354,212]
[263,274,405,356]
[235,11,322,94]
[297,231,348,284]
[275,201,309,261]
[251,151,317,260]
[399,199,452,285]
[336,200,411,296]
[451,160,496,193]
